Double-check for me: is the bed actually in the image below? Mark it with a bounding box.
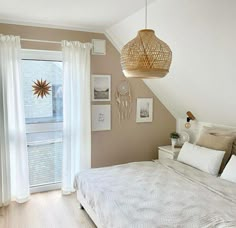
[74,159,236,228]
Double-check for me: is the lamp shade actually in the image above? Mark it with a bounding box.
[120,29,172,78]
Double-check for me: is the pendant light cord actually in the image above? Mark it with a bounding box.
[145,0,147,29]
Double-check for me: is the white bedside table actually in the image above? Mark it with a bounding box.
[158,145,181,160]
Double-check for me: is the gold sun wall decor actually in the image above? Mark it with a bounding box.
[32,79,51,98]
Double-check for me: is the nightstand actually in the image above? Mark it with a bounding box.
[158,145,181,160]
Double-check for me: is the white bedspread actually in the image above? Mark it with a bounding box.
[75,159,236,228]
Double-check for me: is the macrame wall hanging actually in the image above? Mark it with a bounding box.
[115,80,132,121]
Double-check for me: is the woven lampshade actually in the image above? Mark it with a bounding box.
[120,29,172,78]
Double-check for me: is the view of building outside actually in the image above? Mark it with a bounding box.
[22,60,63,187]
[22,60,63,123]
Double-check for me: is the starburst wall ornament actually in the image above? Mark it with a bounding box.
[32,79,51,98]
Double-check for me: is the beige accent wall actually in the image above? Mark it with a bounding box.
[0,23,176,168]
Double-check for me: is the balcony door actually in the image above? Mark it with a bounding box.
[21,50,63,193]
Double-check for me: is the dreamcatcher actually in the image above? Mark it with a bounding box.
[115,80,132,121]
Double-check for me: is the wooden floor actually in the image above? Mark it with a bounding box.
[0,191,96,228]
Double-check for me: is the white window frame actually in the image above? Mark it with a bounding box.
[21,49,63,133]
[22,49,63,193]
[21,49,62,61]
[30,183,61,194]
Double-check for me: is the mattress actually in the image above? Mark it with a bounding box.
[74,159,236,228]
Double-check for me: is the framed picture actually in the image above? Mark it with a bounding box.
[136,98,153,123]
[92,105,111,131]
[92,75,111,101]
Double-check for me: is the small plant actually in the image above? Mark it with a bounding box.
[170,132,180,139]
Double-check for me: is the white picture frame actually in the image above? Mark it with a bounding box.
[92,75,111,101]
[92,105,111,131]
[136,98,153,123]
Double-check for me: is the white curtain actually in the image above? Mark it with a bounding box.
[0,35,30,206]
[62,40,92,194]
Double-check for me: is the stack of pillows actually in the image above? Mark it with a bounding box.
[177,126,236,183]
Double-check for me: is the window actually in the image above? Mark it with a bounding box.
[21,50,63,192]
[23,60,63,124]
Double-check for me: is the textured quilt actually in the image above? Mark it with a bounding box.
[75,159,236,228]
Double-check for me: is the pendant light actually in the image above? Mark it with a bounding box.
[120,0,172,78]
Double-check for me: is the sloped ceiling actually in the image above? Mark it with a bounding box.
[106,0,236,127]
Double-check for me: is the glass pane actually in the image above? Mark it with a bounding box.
[22,58,63,189]
[22,60,63,124]
[27,131,63,187]
[27,142,62,186]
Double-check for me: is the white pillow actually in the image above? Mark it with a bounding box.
[177,142,225,176]
[220,155,236,183]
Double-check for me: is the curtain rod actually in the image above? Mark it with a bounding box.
[21,38,61,44]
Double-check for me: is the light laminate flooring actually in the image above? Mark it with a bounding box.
[0,191,96,228]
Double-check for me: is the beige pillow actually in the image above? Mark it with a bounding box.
[196,132,235,173]
[200,126,236,155]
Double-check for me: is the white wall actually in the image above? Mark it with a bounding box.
[106,0,236,127]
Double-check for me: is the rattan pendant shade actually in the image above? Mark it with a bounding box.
[121,29,172,78]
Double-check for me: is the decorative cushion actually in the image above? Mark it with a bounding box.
[201,126,236,155]
[196,132,235,173]
[220,155,236,183]
[177,142,225,176]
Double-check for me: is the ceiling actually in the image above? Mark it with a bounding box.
[1,0,236,127]
[0,0,153,32]
[106,0,236,127]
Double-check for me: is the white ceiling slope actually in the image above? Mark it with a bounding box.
[106,0,236,127]
[0,0,153,32]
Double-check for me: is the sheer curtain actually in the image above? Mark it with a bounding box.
[0,34,30,206]
[62,40,92,194]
